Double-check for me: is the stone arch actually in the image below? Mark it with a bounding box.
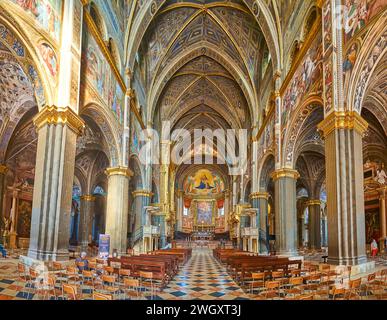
[347,11,387,113]
[0,13,54,107]
[89,1,109,41]
[129,155,144,190]
[282,96,324,168]
[80,103,121,167]
[258,153,275,191]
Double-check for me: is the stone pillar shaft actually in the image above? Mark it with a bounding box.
[306,200,322,249]
[28,106,85,261]
[250,192,269,254]
[271,169,299,255]
[0,165,7,235]
[79,195,96,251]
[318,112,368,265]
[105,167,132,255]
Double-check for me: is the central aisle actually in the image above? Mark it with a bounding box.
[157,248,250,300]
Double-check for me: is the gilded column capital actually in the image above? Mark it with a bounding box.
[271,168,300,181]
[80,194,96,201]
[305,199,322,206]
[105,166,133,178]
[250,192,269,200]
[0,164,8,175]
[132,190,153,197]
[33,105,85,136]
[317,111,368,138]
[126,88,136,98]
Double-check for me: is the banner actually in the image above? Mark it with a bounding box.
[98,234,110,259]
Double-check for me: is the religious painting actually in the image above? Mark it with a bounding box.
[324,61,333,115]
[196,201,213,226]
[184,169,224,195]
[323,0,332,53]
[11,0,62,41]
[82,31,124,125]
[343,43,358,88]
[365,209,380,243]
[282,33,323,127]
[344,0,387,42]
[38,43,57,77]
[17,199,32,238]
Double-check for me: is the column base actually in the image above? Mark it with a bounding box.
[327,254,368,266]
[28,248,70,262]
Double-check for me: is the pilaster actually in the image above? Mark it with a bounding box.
[305,199,322,249]
[79,195,96,251]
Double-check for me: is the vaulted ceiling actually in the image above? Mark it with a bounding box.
[133,0,272,140]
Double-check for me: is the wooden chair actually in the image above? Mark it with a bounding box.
[52,262,66,286]
[299,294,314,300]
[346,278,362,300]
[36,275,58,300]
[100,275,120,299]
[66,266,81,284]
[62,283,82,300]
[93,292,113,300]
[139,271,155,300]
[118,268,131,288]
[304,274,321,294]
[271,270,288,287]
[259,281,281,300]
[81,270,95,289]
[249,272,266,294]
[284,276,305,298]
[330,286,346,300]
[122,278,142,300]
[290,269,301,277]
[103,265,115,275]
[27,268,40,299]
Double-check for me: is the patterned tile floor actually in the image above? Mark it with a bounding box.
[155,248,250,300]
[0,248,386,300]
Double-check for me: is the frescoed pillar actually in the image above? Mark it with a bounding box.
[105,167,133,255]
[0,165,8,239]
[79,195,96,251]
[271,169,299,255]
[28,107,85,261]
[318,112,368,265]
[250,192,269,254]
[306,200,322,250]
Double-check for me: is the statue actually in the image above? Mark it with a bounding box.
[2,217,11,237]
[375,163,387,185]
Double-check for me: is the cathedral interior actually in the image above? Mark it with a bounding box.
[0,0,386,301]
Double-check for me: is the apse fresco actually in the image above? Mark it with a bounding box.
[184,169,224,195]
[196,201,213,225]
[82,31,124,125]
[11,0,62,41]
[344,0,387,42]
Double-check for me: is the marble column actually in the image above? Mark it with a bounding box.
[79,195,96,251]
[105,167,132,255]
[321,215,328,247]
[271,169,299,255]
[318,112,368,265]
[250,192,269,253]
[306,200,322,250]
[28,106,85,261]
[132,190,152,228]
[378,187,387,250]
[0,165,7,233]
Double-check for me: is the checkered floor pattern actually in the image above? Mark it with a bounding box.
[155,248,250,300]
